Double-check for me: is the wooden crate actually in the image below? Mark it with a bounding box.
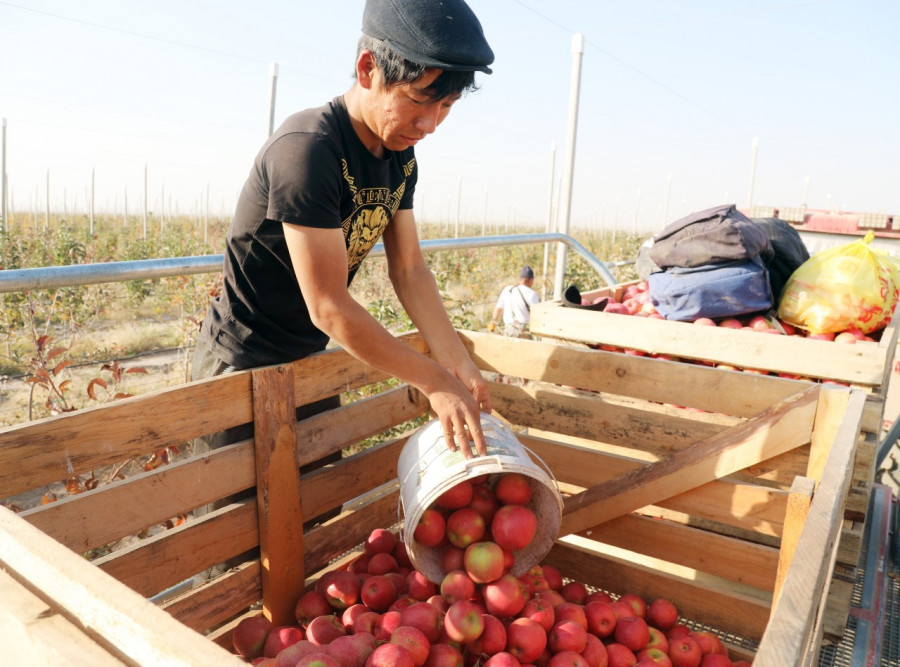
[0,332,867,665]
[530,282,898,637]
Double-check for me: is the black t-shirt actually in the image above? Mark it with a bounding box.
[202,96,417,368]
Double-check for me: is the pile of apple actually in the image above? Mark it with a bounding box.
[230,472,753,667]
[584,280,880,374]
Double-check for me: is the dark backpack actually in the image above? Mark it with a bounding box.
[751,217,810,304]
[650,204,773,269]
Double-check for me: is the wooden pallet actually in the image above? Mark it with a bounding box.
[0,331,867,664]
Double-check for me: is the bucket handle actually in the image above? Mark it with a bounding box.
[397,442,562,544]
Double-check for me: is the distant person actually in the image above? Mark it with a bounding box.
[490,265,540,338]
[191,0,495,462]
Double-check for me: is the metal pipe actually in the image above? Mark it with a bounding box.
[0,233,618,294]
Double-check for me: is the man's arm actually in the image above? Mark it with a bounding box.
[282,220,490,457]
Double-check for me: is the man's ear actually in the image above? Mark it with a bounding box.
[356,51,377,90]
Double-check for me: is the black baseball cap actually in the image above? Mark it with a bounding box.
[520,265,534,279]
[362,0,494,74]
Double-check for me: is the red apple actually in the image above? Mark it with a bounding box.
[637,647,673,666]
[690,632,727,656]
[440,569,476,604]
[467,613,507,656]
[436,481,474,509]
[693,318,716,327]
[665,624,691,640]
[324,633,376,667]
[468,484,501,523]
[698,655,733,667]
[807,331,835,341]
[718,318,743,329]
[647,598,679,631]
[321,570,361,610]
[611,600,637,620]
[399,601,443,642]
[394,541,414,569]
[541,564,564,591]
[667,636,702,667]
[482,573,528,617]
[560,580,589,604]
[536,589,567,608]
[506,617,548,664]
[495,473,533,505]
[348,553,371,575]
[365,528,398,555]
[296,653,340,667]
[646,627,669,654]
[423,643,465,666]
[582,633,609,667]
[584,590,613,605]
[360,574,398,612]
[614,616,650,653]
[443,599,485,643]
[618,594,647,619]
[273,640,320,667]
[295,590,333,628]
[263,626,304,658]
[605,642,638,667]
[407,570,437,601]
[233,616,274,660]
[584,600,617,638]
[555,602,588,630]
[365,642,415,667]
[549,650,590,666]
[441,545,466,574]
[605,302,631,315]
[341,603,371,630]
[521,596,556,632]
[390,625,430,667]
[835,331,857,344]
[446,508,486,548]
[491,505,538,551]
[351,611,381,635]
[464,541,506,583]
[306,614,346,645]
[367,552,399,575]
[549,619,588,654]
[484,652,525,667]
[414,508,447,547]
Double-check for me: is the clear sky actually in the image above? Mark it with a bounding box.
[1,0,897,234]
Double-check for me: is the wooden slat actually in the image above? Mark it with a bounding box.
[754,390,867,665]
[560,385,821,536]
[573,513,779,591]
[773,476,816,607]
[0,506,244,666]
[294,384,428,467]
[21,441,256,553]
[252,365,306,627]
[491,381,730,454]
[459,330,807,417]
[95,501,259,598]
[543,537,773,641]
[528,301,890,386]
[162,561,262,634]
[0,568,125,665]
[523,434,789,538]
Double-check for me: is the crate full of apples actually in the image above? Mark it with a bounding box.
[232,494,752,666]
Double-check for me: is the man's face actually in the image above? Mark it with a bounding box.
[363,68,461,154]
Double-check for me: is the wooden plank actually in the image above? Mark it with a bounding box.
[491,381,730,455]
[528,301,890,386]
[543,536,773,641]
[754,389,867,665]
[0,372,252,499]
[458,330,807,417]
[773,476,816,608]
[251,364,306,627]
[95,501,259,598]
[560,385,821,536]
[22,440,256,553]
[0,568,125,665]
[0,506,244,666]
[807,388,851,485]
[523,434,789,538]
[0,334,426,502]
[573,513,779,591]
[162,561,262,634]
[294,384,428,468]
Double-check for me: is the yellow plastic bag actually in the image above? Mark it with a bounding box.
[777,230,900,334]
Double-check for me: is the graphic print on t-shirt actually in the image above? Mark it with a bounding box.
[342,157,409,271]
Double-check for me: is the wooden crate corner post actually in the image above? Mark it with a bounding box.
[251,364,307,626]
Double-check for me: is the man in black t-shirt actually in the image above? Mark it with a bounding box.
[192,0,495,459]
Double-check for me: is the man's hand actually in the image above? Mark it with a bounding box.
[431,359,492,459]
